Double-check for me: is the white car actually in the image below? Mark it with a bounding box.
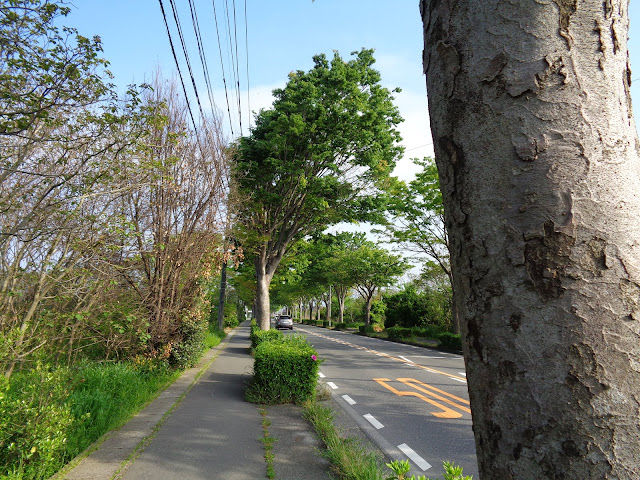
[275,314,293,330]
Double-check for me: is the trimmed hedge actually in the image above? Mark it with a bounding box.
[246,335,319,405]
[250,328,283,349]
[436,332,462,350]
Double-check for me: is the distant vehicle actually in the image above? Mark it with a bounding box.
[275,314,293,330]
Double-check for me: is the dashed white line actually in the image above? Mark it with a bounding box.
[458,372,466,376]
[327,382,338,389]
[451,377,467,383]
[318,372,326,378]
[363,413,384,429]
[342,394,356,405]
[398,443,432,471]
[399,355,414,364]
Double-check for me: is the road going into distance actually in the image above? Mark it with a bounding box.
[290,323,478,479]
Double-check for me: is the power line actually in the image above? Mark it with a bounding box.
[223,0,242,136]
[212,0,236,137]
[157,0,199,134]
[188,0,217,115]
[243,0,250,130]
[168,0,206,120]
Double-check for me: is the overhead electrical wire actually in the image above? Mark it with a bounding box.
[212,0,236,137]
[244,0,250,129]
[158,0,250,139]
[167,0,207,120]
[188,0,217,117]
[223,0,242,136]
[157,0,199,134]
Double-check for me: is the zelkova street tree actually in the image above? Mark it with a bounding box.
[422,1,640,478]
[379,158,458,331]
[231,49,403,330]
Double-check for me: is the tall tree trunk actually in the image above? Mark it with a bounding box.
[422,1,640,478]
[255,255,272,330]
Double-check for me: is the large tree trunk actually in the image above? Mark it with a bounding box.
[422,1,640,478]
[255,256,273,330]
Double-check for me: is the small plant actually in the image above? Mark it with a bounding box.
[259,408,277,479]
[385,459,472,480]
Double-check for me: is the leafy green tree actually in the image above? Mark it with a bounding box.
[379,157,457,330]
[231,49,403,329]
[0,0,110,136]
[350,244,410,326]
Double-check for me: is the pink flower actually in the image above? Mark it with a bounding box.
[311,355,317,361]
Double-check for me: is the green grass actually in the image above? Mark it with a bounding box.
[303,401,384,480]
[204,324,226,349]
[65,361,179,459]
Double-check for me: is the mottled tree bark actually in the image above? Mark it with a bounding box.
[421,0,640,478]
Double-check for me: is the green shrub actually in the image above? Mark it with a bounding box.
[359,325,375,335]
[224,316,239,328]
[386,326,413,341]
[0,366,74,480]
[333,322,347,331]
[436,332,462,350]
[322,320,330,328]
[246,335,319,404]
[250,328,283,349]
[170,317,208,369]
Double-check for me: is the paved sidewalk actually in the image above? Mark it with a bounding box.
[59,322,333,479]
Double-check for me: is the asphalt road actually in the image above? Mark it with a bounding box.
[290,323,479,479]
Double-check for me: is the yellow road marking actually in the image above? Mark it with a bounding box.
[374,378,470,418]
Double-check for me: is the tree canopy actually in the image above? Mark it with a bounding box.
[231,48,403,328]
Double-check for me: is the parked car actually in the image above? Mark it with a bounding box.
[275,314,293,330]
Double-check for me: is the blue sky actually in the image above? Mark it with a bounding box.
[64,1,640,182]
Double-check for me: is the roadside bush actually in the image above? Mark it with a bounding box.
[250,328,283,349]
[170,317,208,369]
[385,326,412,341]
[333,322,347,331]
[0,366,74,480]
[323,320,330,328]
[246,335,319,404]
[436,332,462,351]
[359,325,375,335]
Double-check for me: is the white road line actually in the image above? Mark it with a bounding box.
[342,394,356,405]
[318,372,325,378]
[399,355,414,364]
[363,413,384,429]
[451,377,467,383]
[458,372,466,376]
[397,443,432,471]
[327,382,338,389]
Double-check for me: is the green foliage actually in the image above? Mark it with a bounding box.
[370,299,387,325]
[204,324,226,349]
[384,283,451,329]
[0,0,111,136]
[0,366,74,480]
[231,48,403,325]
[64,361,175,459]
[250,328,284,350]
[304,402,383,480]
[386,459,473,480]
[436,332,463,351]
[169,318,208,369]
[246,335,320,405]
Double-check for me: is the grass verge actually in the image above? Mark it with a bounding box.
[303,400,384,480]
